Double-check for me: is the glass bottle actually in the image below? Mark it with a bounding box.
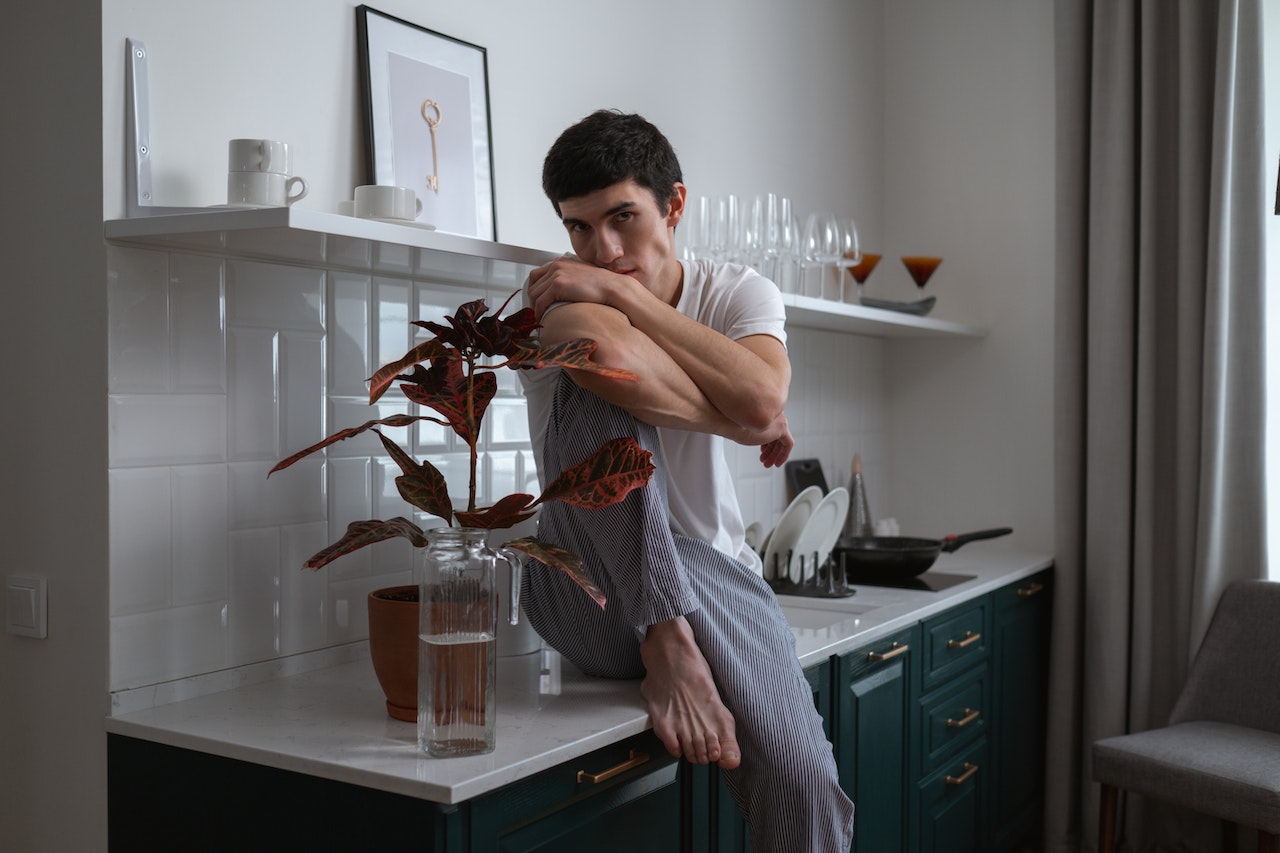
[417,528,523,757]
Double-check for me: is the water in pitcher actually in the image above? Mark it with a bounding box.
[418,629,497,756]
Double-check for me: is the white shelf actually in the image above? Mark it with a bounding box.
[783,293,985,338]
[104,209,984,338]
[104,207,559,289]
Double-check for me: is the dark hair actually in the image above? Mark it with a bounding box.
[541,110,683,215]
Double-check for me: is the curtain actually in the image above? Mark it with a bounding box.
[1046,1,1267,851]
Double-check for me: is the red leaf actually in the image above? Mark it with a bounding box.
[374,431,452,522]
[455,494,537,529]
[535,437,655,510]
[508,338,638,381]
[400,359,495,445]
[269,413,439,475]
[301,517,427,570]
[501,536,607,609]
[368,339,450,404]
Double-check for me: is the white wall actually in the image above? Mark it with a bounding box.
[879,0,1056,549]
[1,1,109,851]
[101,0,885,252]
[0,0,1055,848]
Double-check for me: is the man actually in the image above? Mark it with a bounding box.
[519,110,854,851]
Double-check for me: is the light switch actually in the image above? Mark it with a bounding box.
[6,575,47,639]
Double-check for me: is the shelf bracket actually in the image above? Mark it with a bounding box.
[125,38,203,217]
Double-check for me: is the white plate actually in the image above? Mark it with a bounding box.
[789,487,849,583]
[364,216,437,230]
[744,521,764,553]
[762,486,822,581]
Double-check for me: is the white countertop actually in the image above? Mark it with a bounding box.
[104,543,1051,805]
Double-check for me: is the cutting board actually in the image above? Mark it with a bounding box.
[784,458,828,501]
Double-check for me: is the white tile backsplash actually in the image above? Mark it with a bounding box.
[106,246,886,693]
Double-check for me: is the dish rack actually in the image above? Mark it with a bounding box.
[764,550,855,598]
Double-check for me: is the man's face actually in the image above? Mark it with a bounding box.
[558,179,686,295]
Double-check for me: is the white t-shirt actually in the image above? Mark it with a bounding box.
[519,258,787,572]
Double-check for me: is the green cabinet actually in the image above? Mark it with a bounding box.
[990,569,1053,851]
[469,730,681,852]
[108,734,469,852]
[837,626,919,852]
[909,599,992,853]
[829,569,1052,853]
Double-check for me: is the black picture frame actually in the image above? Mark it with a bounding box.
[357,6,497,240]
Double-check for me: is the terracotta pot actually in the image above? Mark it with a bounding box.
[367,585,419,722]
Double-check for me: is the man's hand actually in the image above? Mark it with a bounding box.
[757,412,794,468]
[527,256,634,320]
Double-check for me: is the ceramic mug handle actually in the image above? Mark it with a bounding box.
[285,176,308,205]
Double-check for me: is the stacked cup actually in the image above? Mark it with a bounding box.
[227,139,308,207]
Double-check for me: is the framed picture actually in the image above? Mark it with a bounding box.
[357,6,497,240]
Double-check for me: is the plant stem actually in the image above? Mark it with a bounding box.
[465,352,478,513]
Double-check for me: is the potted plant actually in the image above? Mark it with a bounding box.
[270,293,655,725]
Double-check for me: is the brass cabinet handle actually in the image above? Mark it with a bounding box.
[867,642,909,662]
[577,749,649,784]
[945,762,979,786]
[946,708,981,728]
[1016,582,1045,598]
[947,631,981,649]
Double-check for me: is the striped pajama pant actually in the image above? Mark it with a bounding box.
[522,372,855,852]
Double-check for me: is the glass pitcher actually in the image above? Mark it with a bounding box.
[417,527,523,757]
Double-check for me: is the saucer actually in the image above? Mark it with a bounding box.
[362,216,436,230]
[207,202,284,210]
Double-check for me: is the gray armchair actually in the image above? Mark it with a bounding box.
[1093,579,1280,852]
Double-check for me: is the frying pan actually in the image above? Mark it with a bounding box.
[834,527,1013,582]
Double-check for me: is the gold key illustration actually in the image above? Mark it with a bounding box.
[422,99,442,194]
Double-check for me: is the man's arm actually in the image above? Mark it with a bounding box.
[535,291,793,466]
[528,257,790,434]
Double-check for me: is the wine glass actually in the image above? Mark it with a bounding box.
[712,194,741,263]
[834,219,861,302]
[901,256,943,299]
[801,213,841,299]
[679,195,713,260]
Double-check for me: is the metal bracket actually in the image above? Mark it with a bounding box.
[125,38,203,217]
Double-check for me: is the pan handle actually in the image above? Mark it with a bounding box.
[940,527,1013,553]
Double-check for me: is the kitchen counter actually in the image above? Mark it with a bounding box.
[104,543,1050,805]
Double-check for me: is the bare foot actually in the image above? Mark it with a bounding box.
[639,616,741,769]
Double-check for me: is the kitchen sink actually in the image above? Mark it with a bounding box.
[782,602,877,632]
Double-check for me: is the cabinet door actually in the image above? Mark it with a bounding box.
[990,569,1053,851]
[837,626,919,853]
[108,734,466,852]
[469,730,681,853]
[914,737,989,853]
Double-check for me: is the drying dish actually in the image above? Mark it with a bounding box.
[762,486,822,581]
[788,487,849,583]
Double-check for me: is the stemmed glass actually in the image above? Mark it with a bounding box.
[901,256,943,300]
[712,195,741,263]
[846,253,881,303]
[834,219,861,302]
[801,213,841,299]
[679,195,713,260]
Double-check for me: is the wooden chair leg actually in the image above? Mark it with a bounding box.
[1098,784,1118,853]
[1259,829,1278,853]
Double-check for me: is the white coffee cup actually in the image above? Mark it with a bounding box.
[354,185,422,221]
[228,139,292,175]
[227,171,308,207]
